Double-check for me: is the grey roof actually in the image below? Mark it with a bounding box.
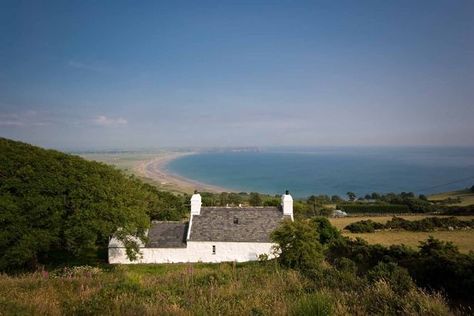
[188,207,289,242]
[146,222,188,248]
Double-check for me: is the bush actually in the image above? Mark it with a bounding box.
[326,235,474,305]
[346,216,474,233]
[312,217,341,244]
[345,220,384,233]
[410,237,474,303]
[367,262,414,293]
[271,219,324,270]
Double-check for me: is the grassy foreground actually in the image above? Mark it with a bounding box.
[330,215,474,253]
[0,262,450,316]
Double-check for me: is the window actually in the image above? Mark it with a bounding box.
[233,217,239,224]
[212,245,216,255]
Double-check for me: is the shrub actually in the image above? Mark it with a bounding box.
[345,220,384,233]
[271,219,324,270]
[367,262,414,293]
[347,216,474,233]
[312,217,341,244]
[327,235,474,305]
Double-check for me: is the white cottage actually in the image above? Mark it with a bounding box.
[108,191,294,264]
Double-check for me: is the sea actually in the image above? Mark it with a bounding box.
[165,147,474,198]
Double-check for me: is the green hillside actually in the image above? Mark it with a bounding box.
[0,138,186,271]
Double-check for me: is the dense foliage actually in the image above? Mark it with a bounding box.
[272,217,473,307]
[440,204,474,215]
[271,219,324,270]
[0,138,185,271]
[345,216,474,233]
[326,236,474,305]
[345,219,385,233]
[337,191,437,214]
[143,184,188,221]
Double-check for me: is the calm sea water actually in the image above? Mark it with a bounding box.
[166,147,474,198]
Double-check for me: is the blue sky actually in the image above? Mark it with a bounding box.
[1,1,473,150]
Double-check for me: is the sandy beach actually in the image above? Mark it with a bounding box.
[134,152,229,194]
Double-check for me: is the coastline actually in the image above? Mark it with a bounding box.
[134,152,230,194]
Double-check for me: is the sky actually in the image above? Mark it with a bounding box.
[0,0,473,150]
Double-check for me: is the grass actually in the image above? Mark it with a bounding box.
[428,189,474,206]
[80,151,194,194]
[330,215,474,253]
[0,262,450,316]
[79,152,164,175]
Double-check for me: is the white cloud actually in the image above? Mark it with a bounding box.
[0,111,50,127]
[92,115,128,127]
[67,60,103,72]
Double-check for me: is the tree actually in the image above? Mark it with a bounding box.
[371,192,381,200]
[470,185,474,193]
[346,192,356,201]
[219,192,229,206]
[249,192,262,206]
[227,193,243,205]
[271,219,324,270]
[0,138,154,270]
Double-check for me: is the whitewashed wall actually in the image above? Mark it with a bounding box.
[108,241,277,264]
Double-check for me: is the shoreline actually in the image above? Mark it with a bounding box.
[134,152,231,194]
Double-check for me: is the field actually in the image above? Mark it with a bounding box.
[79,152,164,174]
[330,215,474,253]
[428,189,474,206]
[79,151,191,194]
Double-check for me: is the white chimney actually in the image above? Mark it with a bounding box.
[281,190,293,220]
[191,191,202,215]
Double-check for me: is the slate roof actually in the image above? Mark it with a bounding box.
[188,207,289,242]
[145,222,188,248]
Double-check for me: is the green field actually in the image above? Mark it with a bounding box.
[330,215,474,253]
[428,189,474,206]
[79,152,163,174]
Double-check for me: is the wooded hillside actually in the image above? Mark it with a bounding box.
[0,138,185,271]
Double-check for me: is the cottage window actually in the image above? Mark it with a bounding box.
[233,217,239,224]
[212,245,216,255]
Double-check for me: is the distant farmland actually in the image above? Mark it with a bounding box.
[330,215,474,253]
